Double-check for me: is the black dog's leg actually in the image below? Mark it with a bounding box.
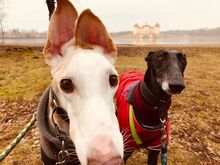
[123,151,133,164]
[147,150,160,165]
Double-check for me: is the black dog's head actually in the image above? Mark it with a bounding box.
[145,50,187,95]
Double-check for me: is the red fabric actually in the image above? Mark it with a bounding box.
[116,70,170,150]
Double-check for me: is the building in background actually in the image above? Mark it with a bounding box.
[133,23,160,37]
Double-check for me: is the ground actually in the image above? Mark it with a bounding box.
[0,45,219,165]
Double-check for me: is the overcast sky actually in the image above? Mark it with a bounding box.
[4,0,220,32]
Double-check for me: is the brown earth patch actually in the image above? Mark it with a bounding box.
[0,45,220,165]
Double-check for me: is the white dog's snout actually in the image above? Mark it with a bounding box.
[90,135,116,155]
[88,135,123,164]
[68,97,123,164]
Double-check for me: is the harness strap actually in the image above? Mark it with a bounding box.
[37,86,61,160]
[37,86,76,164]
[127,81,167,130]
[129,105,142,145]
[49,89,73,165]
[129,104,169,148]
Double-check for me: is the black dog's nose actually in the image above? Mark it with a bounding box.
[169,84,185,94]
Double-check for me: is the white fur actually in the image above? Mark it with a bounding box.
[50,45,123,164]
[162,81,171,94]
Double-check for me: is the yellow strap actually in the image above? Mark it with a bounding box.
[129,105,142,145]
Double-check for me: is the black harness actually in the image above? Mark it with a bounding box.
[127,81,171,130]
[37,87,78,165]
[126,80,170,165]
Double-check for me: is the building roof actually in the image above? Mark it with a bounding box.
[155,22,160,27]
[134,23,160,29]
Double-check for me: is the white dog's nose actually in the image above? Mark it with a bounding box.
[87,136,123,165]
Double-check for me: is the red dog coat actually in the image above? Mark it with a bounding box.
[116,70,170,151]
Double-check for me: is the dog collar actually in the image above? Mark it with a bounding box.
[37,86,62,160]
[49,89,70,140]
[48,88,76,164]
[127,81,170,130]
[37,86,76,163]
[140,80,171,121]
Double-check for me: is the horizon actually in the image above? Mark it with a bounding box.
[4,25,220,34]
[2,0,220,33]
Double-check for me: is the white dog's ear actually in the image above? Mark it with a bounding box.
[44,0,78,66]
[75,9,117,63]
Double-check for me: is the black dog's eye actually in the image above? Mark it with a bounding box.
[109,75,118,87]
[60,79,74,93]
[156,55,165,62]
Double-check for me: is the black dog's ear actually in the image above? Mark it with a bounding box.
[145,51,155,62]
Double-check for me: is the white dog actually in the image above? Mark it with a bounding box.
[37,0,124,164]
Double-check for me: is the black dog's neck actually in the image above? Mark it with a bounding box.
[131,69,171,127]
[143,69,171,103]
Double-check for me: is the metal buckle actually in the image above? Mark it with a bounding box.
[56,140,69,165]
[160,118,167,144]
[53,98,58,108]
[160,118,166,124]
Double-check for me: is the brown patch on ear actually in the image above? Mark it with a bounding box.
[44,0,78,60]
[75,9,117,58]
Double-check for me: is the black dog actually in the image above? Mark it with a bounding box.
[116,50,187,165]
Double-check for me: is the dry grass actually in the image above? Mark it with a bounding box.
[0,45,219,165]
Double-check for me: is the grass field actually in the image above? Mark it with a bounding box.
[0,45,219,165]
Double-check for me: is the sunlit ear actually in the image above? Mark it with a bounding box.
[75,9,117,63]
[43,0,78,66]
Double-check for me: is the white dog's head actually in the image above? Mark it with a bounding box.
[43,0,123,164]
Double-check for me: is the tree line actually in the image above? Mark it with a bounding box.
[0,0,55,44]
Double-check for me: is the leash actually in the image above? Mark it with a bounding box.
[159,100,168,165]
[160,118,168,165]
[0,112,37,162]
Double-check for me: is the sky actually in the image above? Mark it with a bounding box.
[3,0,220,32]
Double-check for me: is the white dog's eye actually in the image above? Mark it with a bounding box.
[60,79,74,93]
[109,75,118,87]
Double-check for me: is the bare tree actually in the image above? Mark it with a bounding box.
[46,0,55,20]
[0,0,6,45]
